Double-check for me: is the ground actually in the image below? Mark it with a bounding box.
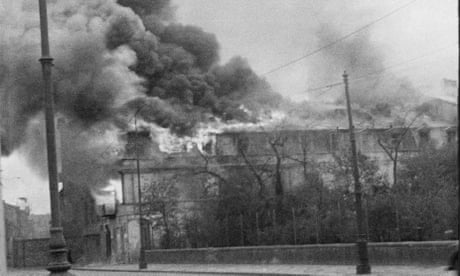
[7,264,458,276]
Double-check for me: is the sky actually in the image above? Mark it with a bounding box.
[173,0,458,101]
[1,0,458,214]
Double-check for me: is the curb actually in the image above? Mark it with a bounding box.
[72,267,317,276]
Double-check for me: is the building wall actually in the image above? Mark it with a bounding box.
[113,126,457,263]
[28,214,50,238]
[120,168,209,205]
[60,181,100,238]
[3,202,32,240]
[104,205,141,263]
[60,180,105,263]
[423,98,457,123]
[214,128,421,157]
[2,202,52,266]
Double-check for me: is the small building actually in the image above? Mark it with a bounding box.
[3,200,33,266]
[59,180,107,264]
[421,96,457,123]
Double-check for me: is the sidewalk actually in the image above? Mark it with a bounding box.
[71,263,456,276]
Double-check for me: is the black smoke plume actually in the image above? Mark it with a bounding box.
[0,0,282,190]
[106,0,282,136]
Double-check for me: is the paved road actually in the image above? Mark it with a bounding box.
[7,265,458,276]
[8,271,134,276]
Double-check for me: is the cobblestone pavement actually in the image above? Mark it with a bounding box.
[7,265,458,276]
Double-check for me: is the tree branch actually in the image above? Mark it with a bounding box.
[377,138,395,161]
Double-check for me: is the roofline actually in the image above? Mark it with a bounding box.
[217,126,457,135]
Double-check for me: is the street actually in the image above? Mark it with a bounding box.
[6,265,458,276]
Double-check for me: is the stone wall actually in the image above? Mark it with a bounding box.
[145,241,457,265]
[12,238,49,267]
[11,234,103,267]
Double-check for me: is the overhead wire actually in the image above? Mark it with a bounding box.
[297,44,457,98]
[60,0,423,163]
[48,0,450,179]
[92,43,455,165]
[349,44,458,84]
[261,0,418,76]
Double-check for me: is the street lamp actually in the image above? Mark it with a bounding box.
[134,108,147,269]
[38,0,72,274]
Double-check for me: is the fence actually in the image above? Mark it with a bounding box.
[11,234,102,268]
[179,208,357,248]
[147,202,443,250]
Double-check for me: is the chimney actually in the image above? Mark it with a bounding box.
[125,130,154,158]
[16,197,30,215]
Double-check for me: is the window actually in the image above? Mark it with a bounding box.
[329,132,338,152]
[238,136,249,154]
[447,128,456,143]
[418,129,430,147]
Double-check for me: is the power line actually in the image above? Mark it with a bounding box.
[306,82,343,93]
[349,44,457,83]
[261,0,418,76]
[63,43,455,179]
[297,44,456,97]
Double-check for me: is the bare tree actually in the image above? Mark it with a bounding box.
[237,135,272,198]
[285,132,324,243]
[194,149,229,188]
[376,116,420,241]
[268,132,288,197]
[142,176,180,249]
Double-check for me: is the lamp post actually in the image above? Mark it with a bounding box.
[38,0,72,274]
[134,109,147,269]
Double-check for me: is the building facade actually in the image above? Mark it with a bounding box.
[109,125,457,262]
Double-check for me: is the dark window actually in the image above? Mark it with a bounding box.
[390,133,401,148]
[238,136,249,154]
[203,141,213,154]
[329,133,338,152]
[447,129,456,143]
[418,129,430,146]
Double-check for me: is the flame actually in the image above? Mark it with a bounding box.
[135,109,287,154]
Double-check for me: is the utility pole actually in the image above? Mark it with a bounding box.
[457,75,459,274]
[134,111,147,269]
[343,71,371,274]
[0,133,6,275]
[0,4,6,272]
[38,0,72,274]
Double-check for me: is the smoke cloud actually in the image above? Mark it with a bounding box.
[0,0,283,190]
[307,24,421,108]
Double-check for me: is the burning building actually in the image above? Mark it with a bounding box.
[1,0,457,264]
[106,122,457,262]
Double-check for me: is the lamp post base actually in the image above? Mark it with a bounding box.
[356,264,371,274]
[47,227,71,275]
[48,272,76,276]
[356,238,371,274]
[139,248,147,269]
